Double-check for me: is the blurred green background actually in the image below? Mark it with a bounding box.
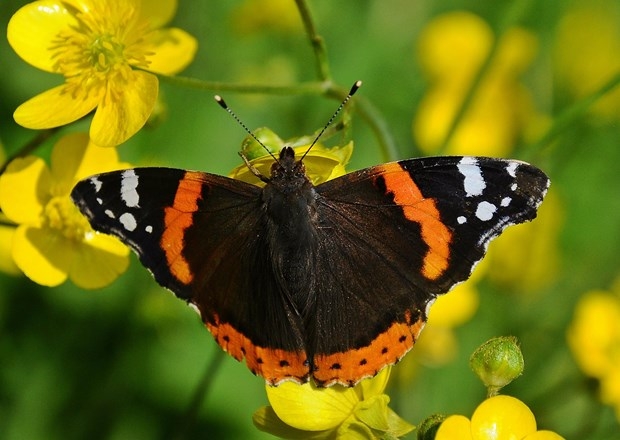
[1,0,619,438]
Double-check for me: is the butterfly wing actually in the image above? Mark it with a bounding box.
[309,156,549,385]
[71,168,310,384]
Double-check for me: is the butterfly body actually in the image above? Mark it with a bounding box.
[71,148,549,386]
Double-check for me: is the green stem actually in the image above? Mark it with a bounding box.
[294,0,331,81]
[354,94,400,162]
[156,75,328,96]
[322,82,399,161]
[527,70,620,154]
[171,349,226,440]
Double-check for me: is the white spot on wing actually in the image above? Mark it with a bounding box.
[501,197,512,207]
[457,157,485,197]
[121,170,140,208]
[145,225,153,233]
[506,162,519,177]
[104,209,115,219]
[119,212,137,231]
[96,198,103,205]
[90,177,102,192]
[476,201,497,221]
[457,215,467,224]
[511,183,518,191]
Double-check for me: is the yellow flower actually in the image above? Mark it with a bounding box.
[7,0,197,147]
[413,11,545,156]
[253,367,414,439]
[0,133,130,288]
[567,281,620,420]
[435,395,565,440]
[228,128,354,185]
[554,0,620,120]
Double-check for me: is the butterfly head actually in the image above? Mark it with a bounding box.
[270,146,307,182]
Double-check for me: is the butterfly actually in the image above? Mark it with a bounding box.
[71,84,550,387]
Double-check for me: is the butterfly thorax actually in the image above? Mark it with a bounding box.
[261,147,319,315]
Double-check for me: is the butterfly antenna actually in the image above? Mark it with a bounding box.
[214,95,279,163]
[300,80,362,162]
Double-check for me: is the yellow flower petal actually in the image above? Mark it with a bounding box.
[354,394,390,432]
[49,133,124,193]
[470,395,537,440]
[139,0,177,28]
[14,84,100,129]
[0,156,51,225]
[266,381,359,431]
[12,225,74,287]
[69,232,129,289]
[359,366,390,400]
[436,415,474,440]
[230,142,354,186]
[335,418,375,439]
[144,28,198,75]
[253,406,333,439]
[7,0,76,72]
[90,70,158,147]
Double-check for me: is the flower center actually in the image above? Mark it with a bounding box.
[49,1,152,98]
[88,34,127,74]
[43,196,92,242]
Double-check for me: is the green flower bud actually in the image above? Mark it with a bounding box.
[240,127,284,159]
[469,336,524,396]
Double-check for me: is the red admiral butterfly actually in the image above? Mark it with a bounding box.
[71,84,549,387]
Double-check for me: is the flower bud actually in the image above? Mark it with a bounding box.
[240,127,284,160]
[469,336,524,396]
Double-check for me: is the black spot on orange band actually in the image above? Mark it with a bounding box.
[206,315,310,385]
[312,311,426,387]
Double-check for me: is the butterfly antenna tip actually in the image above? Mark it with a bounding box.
[301,80,362,161]
[213,94,279,163]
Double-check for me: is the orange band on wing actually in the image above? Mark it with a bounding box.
[379,163,452,280]
[206,315,310,385]
[312,310,426,386]
[161,172,204,284]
